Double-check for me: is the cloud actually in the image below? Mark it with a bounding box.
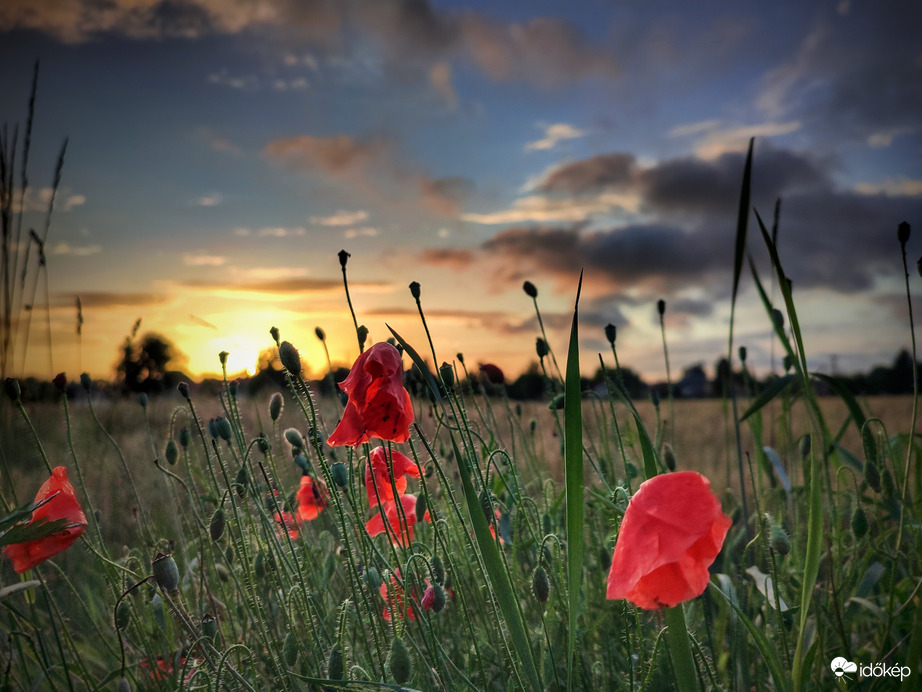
[525,123,589,152]
[539,153,636,195]
[867,127,915,148]
[263,134,391,179]
[419,176,474,215]
[419,248,475,270]
[429,61,458,107]
[208,69,259,90]
[180,277,391,294]
[50,243,102,256]
[183,253,226,266]
[196,193,223,206]
[344,227,378,238]
[14,187,86,213]
[462,191,641,225]
[667,121,802,159]
[311,210,370,226]
[854,178,922,197]
[56,291,167,309]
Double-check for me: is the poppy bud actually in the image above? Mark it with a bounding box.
[3,378,21,403]
[208,418,218,439]
[542,513,553,535]
[201,613,218,640]
[331,462,348,488]
[215,563,230,582]
[365,565,382,590]
[177,381,190,399]
[409,281,421,300]
[439,362,454,390]
[327,643,344,680]
[456,352,464,365]
[80,373,92,391]
[256,434,270,454]
[137,393,148,409]
[882,467,895,498]
[898,221,910,245]
[422,583,446,613]
[294,455,309,472]
[529,419,536,434]
[115,601,131,630]
[772,309,785,330]
[522,280,539,298]
[415,493,428,522]
[270,326,280,345]
[430,555,445,585]
[219,350,229,367]
[165,439,179,466]
[536,338,548,359]
[479,489,493,521]
[210,508,225,541]
[338,249,350,268]
[269,392,283,421]
[864,461,881,493]
[214,417,232,443]
[532,566,550,602]
[117,677,132,692]
[178,427,190,448]
[235,466,248,498]
[625,461,638,480]
[662,442,676,472]
[604,323,616,345]
[769,524,790,555]
[278,341,301,376]
[851,506,868,538]
[650,390,660,408]
[357,325,369,349]
[285,428,305,449]
[657,299,666,317]
[229,380,239,398]
[283,630,298,665]
[738,346,747,364]
[152,553,179,593]
[386,636,412,684]
[53,372,67,393]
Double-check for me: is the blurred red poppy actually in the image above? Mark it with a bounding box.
[296,475,328,522]
[3,466,88,573]
[380,569,417,621]
[365,494,428,547]
[365,446,420,507]
[327,342,414,447]
[606,471,731,610]
[275,510,299,540]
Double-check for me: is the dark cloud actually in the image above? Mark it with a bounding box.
[180,278,390,293]
[418,176,474,215]
[540,153,636,195]
[418,248,475,269]
[54,292,167,309]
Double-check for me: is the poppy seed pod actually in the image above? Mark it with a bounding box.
[218,350,228,366]
[357,325,369,349]
[523,281,538,298]
[314,326,326,341]
[386,636,412,684]
[285,428,305,449]
[177,381,190,399]
[270,326,280,345]
[165,439,179,466]
[338,249,350,268]
[214,417,232,443]
[532,566,550,602]
[657,299,666,317]
[536,338,548,359]
[210,508,225,541]
[439,362,454,390]
[898,221,910,245]
[4,377,21,402]
[331,462,349,488]
[278,341,301,376]
[604,323,616,345]
[152,553,179,592]
[269,392,283,421]
[409,281,421,300]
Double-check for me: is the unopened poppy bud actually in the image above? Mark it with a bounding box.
[864,460,881,493]
[542,513,553,535]
[415,493,428,522]
[178,427,191,448]
[115,601,131,630]
[365,565,382,590]
[283,630,298,665]
[327,643,344,680]
[439,362,454,389]
[430,555,445,585]
[532,566,550,602]
[523,281,538,298]
[357,325,368,349]
[479,489,493,521]
[515,403,522,417]
[529,419,536,433]
[53,372,67,393]
[604,323,616,345]
[117,677,132,692]
[285,428,305,449]
[882,467,895,498]
[152,553,179,592]
[269,392,283,421]
[663,442,676,472]
[278,341,301,376]
[624,461,639,480]
[330,462,348,488]
[208,418,218,439]
[219,351,228,367]
[338,249,350,268]
[386,636,412,684]
[214,417,232,442]
[456,352,464,365]
[536,337,548,358]
[4,378,21,402]
[210,508,225,541]
[137,392,148,409]
[201,613,218,639]
[270,326,280,345]
[851,506,868,538]
[294,455,309,472]
[738,346,747,363]
[177,381,190,399]
[215,563,230,581]
[165,439,179,466]
[657,298,666,317]
[769,524,790,555]
[80,372,92,391]
[898,221,910,245]
[409,281,421,300]
[772,309,785,330]
[256,434,270,454]
[422,583,446,613]
[549,393,565,410]
[235,466,248,498]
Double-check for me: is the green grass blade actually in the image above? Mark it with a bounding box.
[386,324,442,402]
[811,372,867,433]
[739,374,796,423]
[792,444,823,692]
[747,256,800,373]
[730,137,754,315]
[564,271,584,689]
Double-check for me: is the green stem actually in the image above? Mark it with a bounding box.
[664,604,700,692]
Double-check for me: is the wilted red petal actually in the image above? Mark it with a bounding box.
[365,447,419,507]
[328,343,414,447]
[606,471,731,610]
[3,466,88,573]
[296,475,328,522]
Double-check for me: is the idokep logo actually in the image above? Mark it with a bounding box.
[830,656,912,682]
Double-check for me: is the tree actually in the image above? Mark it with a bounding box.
[116,331,186,394]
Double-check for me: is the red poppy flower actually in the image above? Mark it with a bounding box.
[606,471,731,610]
[3,466,88,574]
[296,475,328,522]
[365,446,420,507]
[275,510,299,540]
[379,569,417,621]
[366,494,428,547]
[327,342,414,447]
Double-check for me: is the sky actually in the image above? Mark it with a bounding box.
[1,0,921,384]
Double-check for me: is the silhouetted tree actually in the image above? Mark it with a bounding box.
[116,332,186,394]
